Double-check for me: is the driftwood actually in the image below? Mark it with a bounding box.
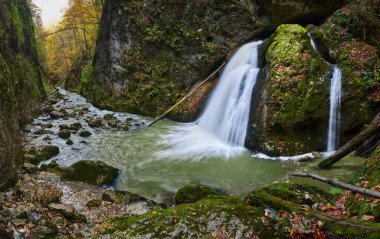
[292,172,380,199]
[148,62,226,127]
[318,112,380,169]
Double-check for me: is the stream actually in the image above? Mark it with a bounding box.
[25,88,365,204]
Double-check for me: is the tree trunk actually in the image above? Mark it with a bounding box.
[318,112,380,168]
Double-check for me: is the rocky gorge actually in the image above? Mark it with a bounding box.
[0,0,380,238]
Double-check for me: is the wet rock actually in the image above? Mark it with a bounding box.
[42,123,53,129]
[40,161,61,173]
[48,203,86,222]
[50,111,64,119]
[66,139,74,145]
[59,124,70,130]
[86,199,102,208]
[62,160,118,186]
[86,117,103,128]
[102,190,146,204]
[24,145,60,165]
[70,122,82,131]
[58,129,71,139]
[33,129,54,135]
[18,183,62,205]
[175,184,218,205]
[103,114,116,121]
[43,105,55,114]
[79,131,92,137]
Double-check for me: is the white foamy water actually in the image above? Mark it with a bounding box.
[156,41,263,159]
[308,33,318,51]
[327,66,342,152]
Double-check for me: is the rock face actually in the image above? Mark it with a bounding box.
[308,0,380,145]
[83,0,344,119]
[0,0,45,190]
[247,24,332,156]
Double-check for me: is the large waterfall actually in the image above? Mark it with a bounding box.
[197,41,262,146]
[327,66,342,152]
[156,41,263,159]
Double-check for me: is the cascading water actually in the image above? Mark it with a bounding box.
[308,33,318,51]
[197,41,263,146]
[156,41,263,159]
[327,66,342,152]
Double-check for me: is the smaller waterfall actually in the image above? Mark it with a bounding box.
[308,33,318,51]
[327,66,342,152]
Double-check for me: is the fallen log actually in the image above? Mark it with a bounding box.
[318,112,380,169]
[291,172,380,199]
[148,61,226,127]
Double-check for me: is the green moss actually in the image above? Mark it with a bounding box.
[175,184,218,205]
[26,145,60,165]
[245,183,333,211]
[62,160,118,186]
[58,129,71,139]
[101,196,283,238]
[257,24,331,155]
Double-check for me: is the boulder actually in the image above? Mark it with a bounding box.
[79,130,92,137]
[175,184,218,205]
[50,111,64,119]
[62,160,118,186]
[86,117,103,128]
[247,24,332,156]
[94,196,289,238]
[58,129,71,139]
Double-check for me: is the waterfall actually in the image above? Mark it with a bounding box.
[156,41,263,159]
[197,41,263,146]
[308,33,318,51]
[327,66,342,152]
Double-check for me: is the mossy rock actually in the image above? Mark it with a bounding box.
[97,196,287,238]
[62,160,118,186]
[79,130,92,137]
[66,139,73,145]
[58,129,71,139]
[249,24,332,156]
[175,184,218,205]
[244,183,333,211]
[24,145,60,165]
[69,122,82,131]
[103,114,116,121]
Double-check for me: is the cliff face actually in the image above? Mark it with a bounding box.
[0,0,45,190]
[83,0,344,118]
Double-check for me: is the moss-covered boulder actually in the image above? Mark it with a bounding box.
[24,145,60,165]
[248,24,332,156]
[94,196,288,238]
[175,184,218,205]
[62,160,118,186]
[84,0,343,118]
[244,183,333,211]
[58,129,71,139]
